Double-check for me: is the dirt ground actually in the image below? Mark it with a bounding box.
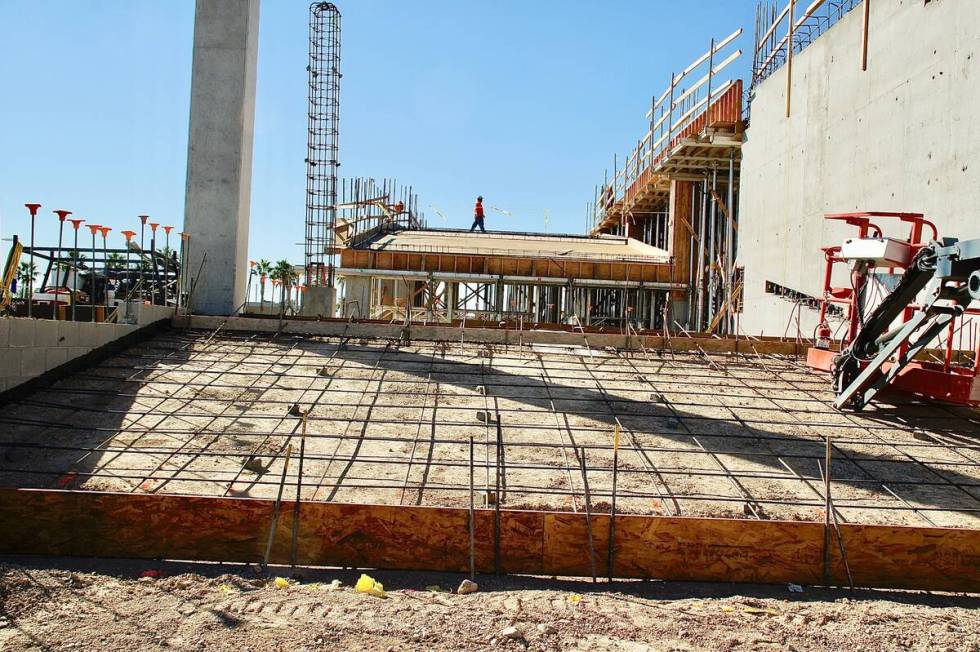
[0,557,977,652]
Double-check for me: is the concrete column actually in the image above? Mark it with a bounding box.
[182,0,260,315]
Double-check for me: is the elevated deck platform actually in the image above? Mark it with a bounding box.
[340,228,676,286]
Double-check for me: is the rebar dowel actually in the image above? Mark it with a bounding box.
[494,419,502,575]
[469,435,476,581]
[607,423,621,581]
[823,435,833,584]
[578,447,597,583]
[290,414,308,569]
[263,444,293,569]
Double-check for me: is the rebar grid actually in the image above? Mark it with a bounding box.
[1,328,979,528]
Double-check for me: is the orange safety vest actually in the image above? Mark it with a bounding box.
[474,201,484,218]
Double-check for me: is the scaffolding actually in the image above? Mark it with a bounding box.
[305,2,342,290]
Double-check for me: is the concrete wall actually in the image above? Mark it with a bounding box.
[182,0,260,316]
[738,0,980,336]
[0,305,174,393]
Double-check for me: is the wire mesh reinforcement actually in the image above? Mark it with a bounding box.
[1,328,979,528]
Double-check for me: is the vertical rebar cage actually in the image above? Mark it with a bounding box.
[305,3,341,288]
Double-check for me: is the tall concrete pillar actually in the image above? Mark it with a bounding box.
[182,0,260,315]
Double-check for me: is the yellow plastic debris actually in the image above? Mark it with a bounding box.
[720,605,736,613]
[425,585,448,593]
[569,594,583,604]
[273,577,290,589]
[355,573,387,598]
[743,606,780,616]
[218,583,235,594]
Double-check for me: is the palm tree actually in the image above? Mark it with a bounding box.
[16,262,37,298]
[271,260,297,310]
[106,253,125,275]
[255,259,272,310]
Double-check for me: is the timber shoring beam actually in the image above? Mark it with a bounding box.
[0,488,977,593]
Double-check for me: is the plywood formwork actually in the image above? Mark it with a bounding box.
[0,488,977,592]
[0,325,978,590]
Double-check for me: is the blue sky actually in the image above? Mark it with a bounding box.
[0,1,750,265]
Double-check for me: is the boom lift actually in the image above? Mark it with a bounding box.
[806,212,980,410]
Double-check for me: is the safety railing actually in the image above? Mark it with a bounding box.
[752,0,863,87]
[590,29,744,231]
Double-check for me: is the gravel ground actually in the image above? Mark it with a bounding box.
[1,557,977,652]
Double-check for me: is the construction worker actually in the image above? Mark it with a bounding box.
[470,195,486,232]
[394,200,404,214]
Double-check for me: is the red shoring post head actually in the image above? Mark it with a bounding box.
[138,215,149,226]
[99,226,112,240]
[87,224,102,236]
[24,203,42,218]
[69,219,85,231]
[121,230,137,242]
[54,209,72,222]
[162,225,173,236]
[149,222,159,234]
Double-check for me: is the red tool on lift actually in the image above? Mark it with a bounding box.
[807,212,980,410]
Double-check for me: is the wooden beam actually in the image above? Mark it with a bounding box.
[0,488,976,592]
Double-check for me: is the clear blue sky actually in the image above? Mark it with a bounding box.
[0,1,750,265]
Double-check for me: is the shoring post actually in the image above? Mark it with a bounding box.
[708,167,718,329]
[53,210,72,319]
[87,224,101,322]
[726,152,736,334]
[99,226,112,315]
[138,215,148,301]
[68,219,84,322]
[24,203,41,318]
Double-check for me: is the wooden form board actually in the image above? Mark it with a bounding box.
[0,488,976,592]
[340,249,674,284]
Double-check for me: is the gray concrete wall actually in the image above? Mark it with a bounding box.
[738,0,980,337]
[0,305,174,392]
[183,0,260,316]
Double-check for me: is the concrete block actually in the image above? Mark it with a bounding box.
[8,319,35,347]
[1,349,22,379]
[35,319,60,348]
[77,322,101,349]
[45,347,69,371]
[21,348,47,377]
[68,346,91,361]
[0,319,9,347]
[57,321,81,348]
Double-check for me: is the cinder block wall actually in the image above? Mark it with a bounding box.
[737,0,980,337]
[0,305,174,392]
